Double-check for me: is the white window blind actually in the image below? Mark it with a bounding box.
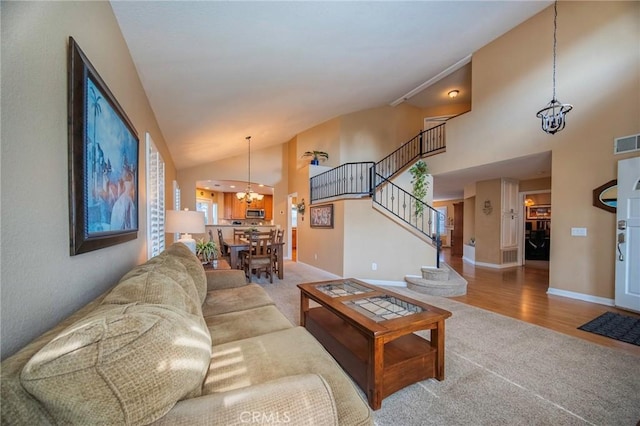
[146,133,165,259]
[172,180,181,241]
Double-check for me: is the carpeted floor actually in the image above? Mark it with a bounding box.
[578,311,640,346]
[254,261,640,425]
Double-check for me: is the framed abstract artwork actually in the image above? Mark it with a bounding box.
[68,37,139,255]
[310,204,334,228]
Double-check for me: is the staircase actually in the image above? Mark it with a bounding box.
[309,123,467,295]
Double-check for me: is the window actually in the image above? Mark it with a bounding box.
[196,198,217,225]
[171,180,181,242]
[146,133,165,259]
[429,206,447,237]
[436,207,447,234]
[291,204,298,228]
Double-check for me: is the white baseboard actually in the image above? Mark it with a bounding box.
[462,256,474,264]
[473,261,519,269]
[547,287,614,306]
[360,279,406,287]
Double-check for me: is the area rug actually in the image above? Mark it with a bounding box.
[257,261,640,425]
[578,311,640,346]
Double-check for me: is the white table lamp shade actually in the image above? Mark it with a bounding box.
[165,210,205,253]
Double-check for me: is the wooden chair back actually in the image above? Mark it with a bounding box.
[243,230,275,283]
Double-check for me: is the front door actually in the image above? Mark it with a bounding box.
[615,156,640,312]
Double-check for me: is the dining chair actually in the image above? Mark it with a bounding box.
[271,228,284,277]
[233,228,245,238]
[216,228,230,261]
[242,231,275,283]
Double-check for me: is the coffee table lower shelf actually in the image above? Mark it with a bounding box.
[305,306,437,409]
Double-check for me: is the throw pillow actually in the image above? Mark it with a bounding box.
[21,303,212,426]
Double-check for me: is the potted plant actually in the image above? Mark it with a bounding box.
[409,160,429,218]
[296,199,306,215]
[196,239,217,264]
[302,150,329,165]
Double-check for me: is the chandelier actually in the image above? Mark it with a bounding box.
[536,0,573,135]
[236,136,264,204]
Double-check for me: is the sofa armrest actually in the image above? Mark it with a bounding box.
[205,269,248,291]
[151,374,338,426]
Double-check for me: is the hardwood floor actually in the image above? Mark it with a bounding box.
[442,249,640,357]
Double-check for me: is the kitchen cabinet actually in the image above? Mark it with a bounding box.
[223,192,273,220]
[263,195,273,220]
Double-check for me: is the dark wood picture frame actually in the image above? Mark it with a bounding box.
[526,204,551,220]
[310,204,334,228]
[68,37,139,255]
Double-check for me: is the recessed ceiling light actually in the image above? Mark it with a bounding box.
[229,185,236,189]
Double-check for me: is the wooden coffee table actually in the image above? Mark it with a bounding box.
[298,278,452,410]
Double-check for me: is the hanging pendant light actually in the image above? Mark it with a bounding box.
[236,136,264,204]
[536,0,573,135]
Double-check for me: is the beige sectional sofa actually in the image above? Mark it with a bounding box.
[1,243,373,425]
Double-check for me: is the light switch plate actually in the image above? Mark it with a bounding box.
[571,227,587,237]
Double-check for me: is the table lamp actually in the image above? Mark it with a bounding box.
[165,209,205,253]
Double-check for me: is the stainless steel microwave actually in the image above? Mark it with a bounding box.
[245,209,265,219]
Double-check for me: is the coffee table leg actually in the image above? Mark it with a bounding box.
[368,337,384,410]
[432,319,445,380]
[299,293,309,326]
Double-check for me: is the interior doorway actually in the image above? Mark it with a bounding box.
[519,190,551,269]
[287,193,298,262]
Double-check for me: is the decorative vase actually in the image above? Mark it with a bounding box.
[311,159,319,165]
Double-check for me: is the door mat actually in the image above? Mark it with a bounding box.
[578,312,640,346]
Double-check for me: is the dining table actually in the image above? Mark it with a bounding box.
[223,237,285,279]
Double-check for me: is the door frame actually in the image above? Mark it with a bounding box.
[518,189,551,266]
[615,156,640,312]
[287,192,298,261]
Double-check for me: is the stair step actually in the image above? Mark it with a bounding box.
[421,266,450,281]
[405,263,467,297]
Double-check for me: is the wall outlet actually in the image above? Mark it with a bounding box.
[571,227,587,237]
[372,262,377,271]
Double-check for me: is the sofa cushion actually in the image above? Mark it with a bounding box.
[202,284,274,317]
[163,242,208,304]
[105,254,203,318]
[21,303,212,426]
[203,326,372,426]
[205,305,293,345]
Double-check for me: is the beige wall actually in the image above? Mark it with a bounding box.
[474,180,502,264]
[463,196,476,245]
[1,1,175,359]
[343,199,437,281]
[426,2,639,300]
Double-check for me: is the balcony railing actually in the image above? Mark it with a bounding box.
[375,124,445,183]
[307,124,447,266]
[310,162,375,202]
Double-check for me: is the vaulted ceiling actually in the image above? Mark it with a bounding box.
[111,1,551,174]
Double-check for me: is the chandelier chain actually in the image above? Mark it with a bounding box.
[552,0,558,101]
[247,136,251,192]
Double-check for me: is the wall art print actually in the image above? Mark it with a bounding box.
[310,204,334,228]
[68,37,139,255]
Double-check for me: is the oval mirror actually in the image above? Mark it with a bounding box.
[592,179,617,213]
